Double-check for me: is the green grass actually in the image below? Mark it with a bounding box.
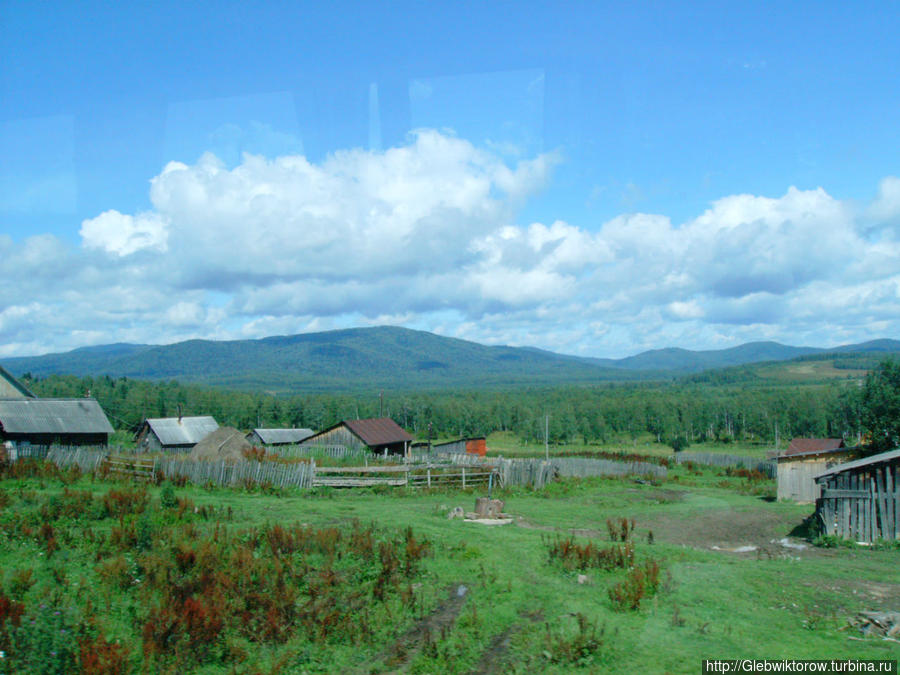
[486,430,777,459]
[0,461,895,673]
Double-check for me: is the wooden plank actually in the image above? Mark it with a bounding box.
[313,477,408,487]
[820,489,870,499]
[842,475,850,539]
[869,473,877,541]
[315,465,408,474]
[888,464,897,539]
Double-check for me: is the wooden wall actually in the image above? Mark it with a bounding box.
[777,456,829,503]
[816,459,899,542]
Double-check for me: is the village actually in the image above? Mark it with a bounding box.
[1,361,899,672]
[1,364,898,543]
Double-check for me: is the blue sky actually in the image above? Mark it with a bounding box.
[2,1,900,359]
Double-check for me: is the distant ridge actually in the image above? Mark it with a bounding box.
[3,327,898,392]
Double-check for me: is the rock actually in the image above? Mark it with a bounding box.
[447,506,465,520]
[577,574,589,585]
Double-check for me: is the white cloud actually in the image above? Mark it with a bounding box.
[2,130,900,359]
[80,209,169,256]
[869,176,900,224]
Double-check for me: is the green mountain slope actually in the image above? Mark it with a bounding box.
[3,327,898,392]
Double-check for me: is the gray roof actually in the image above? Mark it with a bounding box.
[143,416,219,446]
[0,398,113,434]
[249,428,314,445]
[815,447,900,481]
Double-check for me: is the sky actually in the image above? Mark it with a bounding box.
[2,1,900,359]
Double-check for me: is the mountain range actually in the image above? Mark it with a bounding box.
[3,327,898,392]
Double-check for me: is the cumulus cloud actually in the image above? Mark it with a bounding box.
[2,129,900,358]
[80,209,169,256]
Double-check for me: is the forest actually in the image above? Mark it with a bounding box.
[20,367,872,449]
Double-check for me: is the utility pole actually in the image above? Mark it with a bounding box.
[544,414,549,461]
[379,390,384,418]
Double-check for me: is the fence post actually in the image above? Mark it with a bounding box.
[462,466,466,489]
[427,468,431,488]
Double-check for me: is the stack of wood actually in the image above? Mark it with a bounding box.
[845,611,900,640]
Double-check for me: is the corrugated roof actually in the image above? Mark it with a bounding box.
[343,418,413,446]
[250,428,314,444]
[815,447,900,481]
[783,438,845,457]
[0,365,36,398]
[0,398,113,434]
[143,416,219,446]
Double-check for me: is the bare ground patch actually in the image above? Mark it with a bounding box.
[638,501,816,554]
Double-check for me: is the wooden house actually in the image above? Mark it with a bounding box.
[0,398,114,446]
[303,418,413,456]
[247,428,314,446]
[776,438,851,503]
[135,416,219,453]
[0,365,36,399]
[814,448,900,543]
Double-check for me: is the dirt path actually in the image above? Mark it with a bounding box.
[368,582,471,673]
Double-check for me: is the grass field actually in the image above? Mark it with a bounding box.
[486,430,778,460]
[0,460,896,673]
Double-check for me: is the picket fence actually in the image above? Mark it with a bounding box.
[673,451,776,478]
[47,446,107,472]
[35,445,668,492]
[156,457,315,489]
[495,456,667,489]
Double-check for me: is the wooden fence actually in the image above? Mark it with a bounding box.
[815,454,900,542]
[312,463,497,489]
[46,446,107,472]
[156,457,316,489]
[673,451,776,478]
[266,443,368,462]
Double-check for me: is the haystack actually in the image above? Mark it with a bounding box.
[189,427,250,463]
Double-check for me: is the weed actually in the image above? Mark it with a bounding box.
[542,613,605,667]
[608,559,661,611]
[546,535,635,571]
[606,517,635,542]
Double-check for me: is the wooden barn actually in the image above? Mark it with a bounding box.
[0,398,114,446]
[247,428,315,446]
[814,448,900,543]
[776,438,851,503]
[433,437,487,457]
[135,416,219,453]
[304,418,413,456]
[0,365,36,399]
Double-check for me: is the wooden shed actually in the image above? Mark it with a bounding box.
[303,418,413,457]
[814,448,900,543]
[135,416,219,453]
[0,398,114,446]
[247,428,315,446]
[433,437,487,457]
[776,438,851,503]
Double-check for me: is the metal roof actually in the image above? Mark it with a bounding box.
[249,428,314,445]
[815,447,900,481]
[0,365,36,399]
[343,418,413,446]
[143,416,219,446]
[0,398,113,434]
[783,438,845,457]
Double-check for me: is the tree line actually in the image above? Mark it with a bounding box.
[22,364,887,450]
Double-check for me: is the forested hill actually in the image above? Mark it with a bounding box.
[3,326,899,392]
